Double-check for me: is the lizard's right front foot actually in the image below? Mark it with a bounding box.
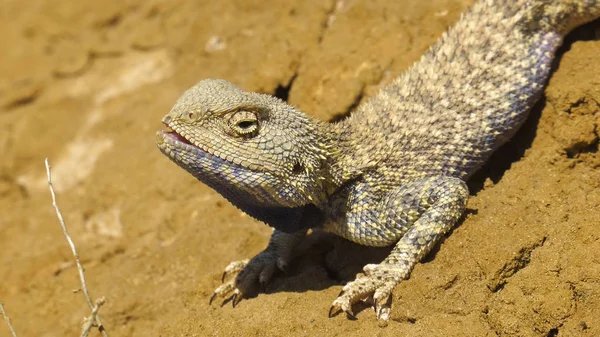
[209,251,287,307]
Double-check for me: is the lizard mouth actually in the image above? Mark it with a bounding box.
[157,122,270,176]
[157,123,241,169]
[160,124,193,145]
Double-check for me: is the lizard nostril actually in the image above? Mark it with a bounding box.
[162,115,172,124]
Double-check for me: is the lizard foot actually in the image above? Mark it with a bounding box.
[329,263,405,320]
[209,251,287,307]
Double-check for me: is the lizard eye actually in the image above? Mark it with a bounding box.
[229,110,259,137]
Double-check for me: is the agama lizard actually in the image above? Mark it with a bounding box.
[156,0,600,320]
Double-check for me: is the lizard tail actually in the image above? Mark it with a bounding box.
[540,0,600,34]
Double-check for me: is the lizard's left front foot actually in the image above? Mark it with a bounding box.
[329,263,405,320]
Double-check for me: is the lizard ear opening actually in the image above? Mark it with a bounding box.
[291,162,304,175]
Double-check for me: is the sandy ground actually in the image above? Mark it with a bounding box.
[1,0,599,336]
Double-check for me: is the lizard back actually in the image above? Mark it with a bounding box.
[333,0,600,182]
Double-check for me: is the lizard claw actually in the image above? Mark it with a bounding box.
[231,293,238,308]
[329,303,358,320]
[328,305,338,318]
[209,252,285,307]
[210,264,246,307]
[329,263,405,320]
[210,284,244,308]
[328,302,358,320]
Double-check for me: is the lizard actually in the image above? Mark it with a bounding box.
[156,0,600,321]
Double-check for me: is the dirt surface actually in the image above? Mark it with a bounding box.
[1,0,599,336]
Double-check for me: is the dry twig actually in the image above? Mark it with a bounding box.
[0,301,18,337]
[81,297,105,337]
[45,158,109,337]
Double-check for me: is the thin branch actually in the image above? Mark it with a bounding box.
[45,158,109,337]
[0,301,19,337]
[81,297,105,337]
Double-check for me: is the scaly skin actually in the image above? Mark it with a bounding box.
[156,0,600,321]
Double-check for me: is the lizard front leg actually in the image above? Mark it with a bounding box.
[327,176,468,320]
[211,229,305,306]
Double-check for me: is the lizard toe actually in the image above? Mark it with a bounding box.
[330,263,405,320]
[210,279,242,306]
[211,251,287,307]
[328,298,355,319]
[221,259,250,282]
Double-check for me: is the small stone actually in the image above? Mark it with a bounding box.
[205,35,227,53]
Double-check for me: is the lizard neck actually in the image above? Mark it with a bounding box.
[318,118,368,192]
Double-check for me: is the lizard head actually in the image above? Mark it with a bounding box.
[156,79,333,228]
